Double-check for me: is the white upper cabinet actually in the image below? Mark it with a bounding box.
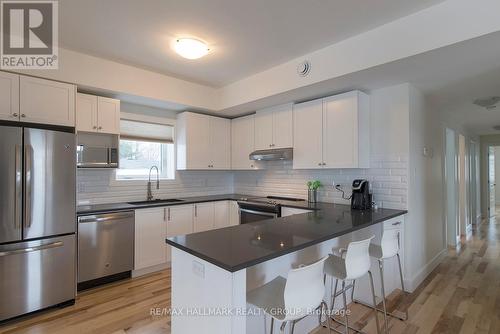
[97,97,120,134]
[19,75,76,126]
[255,103,293,150]
[76,93,120,134]
[176,112,231,170]
[0,71,19,121]
[76,93,98,132]
[293,99,323,169]
[210,116,231,169]
[293,91,370,169]
[231,114,256,170]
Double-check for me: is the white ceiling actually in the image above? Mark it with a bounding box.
[59,0,444,87]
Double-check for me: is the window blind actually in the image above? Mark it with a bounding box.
[120,119,174,143]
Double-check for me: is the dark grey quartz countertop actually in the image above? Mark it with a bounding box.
[166,202,407,272]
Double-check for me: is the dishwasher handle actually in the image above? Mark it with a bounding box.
[78,211,134,224]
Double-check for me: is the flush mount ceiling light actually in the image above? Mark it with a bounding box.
[174,38,209,59]
[473,96,500,110]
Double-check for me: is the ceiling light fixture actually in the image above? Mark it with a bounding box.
[174,38,209,60]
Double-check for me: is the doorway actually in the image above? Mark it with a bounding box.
[487,146,500,218]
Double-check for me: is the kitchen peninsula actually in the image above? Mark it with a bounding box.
[166,203,406,334]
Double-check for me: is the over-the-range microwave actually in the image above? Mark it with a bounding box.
[77,145,118,168]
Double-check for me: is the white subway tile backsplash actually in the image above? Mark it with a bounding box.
[77,155,408,210]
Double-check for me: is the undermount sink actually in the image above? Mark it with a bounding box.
[127,198,184,205]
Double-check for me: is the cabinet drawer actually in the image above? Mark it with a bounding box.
[383,216,404,230]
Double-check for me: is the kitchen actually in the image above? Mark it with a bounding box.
[2,0,500,333]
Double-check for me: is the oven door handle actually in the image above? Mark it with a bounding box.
[239,208,277,217]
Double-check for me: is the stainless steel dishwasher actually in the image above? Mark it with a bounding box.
[77,211,134,290]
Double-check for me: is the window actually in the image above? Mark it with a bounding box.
[116,118,175,180]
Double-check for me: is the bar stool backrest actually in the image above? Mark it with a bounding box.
[283,256,328,321]
[345,236,374,280]
[381,229,400,259]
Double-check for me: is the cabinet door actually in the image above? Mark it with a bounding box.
[323,93,358,168]
[166,204,193,262]
[231,114,256,169]
[76,93,98,132]
[210,117,231,169]
[272,103,293,149]
[254,109,274,150]
[0,71,19,121]
[228,201,240,226]
[214,201,229,229]
[186,113,211,169]
[293,99,323,169]
[193,202,215,232]
[20,76,75,126]
[134,208,167,270]
[97,97,120,134]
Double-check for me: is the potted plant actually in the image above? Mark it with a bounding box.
[307,180,321,203]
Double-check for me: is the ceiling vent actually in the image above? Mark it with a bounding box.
[473,96,500,110]
[493,125,500,131]
[297,60,311,77]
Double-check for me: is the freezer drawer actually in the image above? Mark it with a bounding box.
[0,234,76,321]
[78,211,134,283]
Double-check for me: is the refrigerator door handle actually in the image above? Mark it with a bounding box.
[14,145,22,230]
[0,241,63,257]
[24,145,34,228]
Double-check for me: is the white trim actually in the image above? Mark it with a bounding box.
[132,262,170,278]
[404,248,447,292]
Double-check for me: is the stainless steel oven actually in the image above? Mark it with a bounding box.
[238,202,280,224]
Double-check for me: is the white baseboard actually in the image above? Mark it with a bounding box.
[132,262,170,278]
[404,248,447,292]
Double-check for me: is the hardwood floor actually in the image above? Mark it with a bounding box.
[1,218,499,334]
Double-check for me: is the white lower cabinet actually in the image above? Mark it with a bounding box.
[134,207,167,270]
[194,202,215,232]
[214,201,230,229]
[229,201,240,226]
[381,216,405,294]
[166,204,194,262]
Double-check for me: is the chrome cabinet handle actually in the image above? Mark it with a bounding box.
[12,113,18,117]
[21,114,26,118]
[392,221,402,226]
[168,208,171,221]
[194,205,197,217]
[163,208,166,221]
[93,126,97,129]
[318,162,322,166]
[0,241,63,257]
[98,126,102,130]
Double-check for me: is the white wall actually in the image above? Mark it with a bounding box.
[406,85,446,290]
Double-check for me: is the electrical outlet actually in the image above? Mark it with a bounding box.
[192,260,205,278]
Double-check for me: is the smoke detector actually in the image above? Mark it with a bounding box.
[297,60,311,77]
[473,96,500,110]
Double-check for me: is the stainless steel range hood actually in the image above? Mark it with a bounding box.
[249,148,293,161]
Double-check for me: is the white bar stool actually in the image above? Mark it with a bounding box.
[247,256,332,334]
[324,236,380,334]
[353,229,407,333]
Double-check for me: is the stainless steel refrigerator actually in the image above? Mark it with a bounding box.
[0,124,76,322]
